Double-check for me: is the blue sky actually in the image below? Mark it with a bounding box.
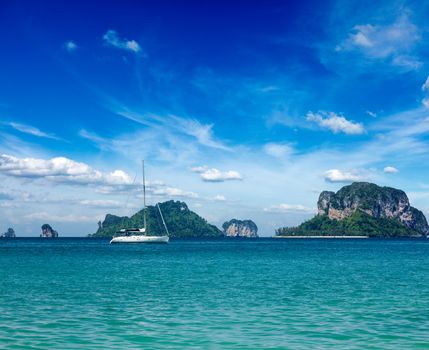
[1,0,429,236]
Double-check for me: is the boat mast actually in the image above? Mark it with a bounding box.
[142,159,147,231]
[157,203,169,236]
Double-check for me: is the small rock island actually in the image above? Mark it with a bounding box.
[276,182,429,238]
[222,219,258,237]
[1,228,16,238]
[40,224,59,238]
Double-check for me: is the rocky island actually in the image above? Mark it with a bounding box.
[222,219,258,237]
[91,200,222,238]
[276,182,429,238]
[1,228,16,238]
[40,224,59,238]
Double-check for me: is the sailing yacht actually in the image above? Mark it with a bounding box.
[110,161,170,244]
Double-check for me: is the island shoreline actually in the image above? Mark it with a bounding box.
[273,235,369,239]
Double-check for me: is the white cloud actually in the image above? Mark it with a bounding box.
[366,111,377,118]
[383,166,399,174]
[422,77,429,92]
[169,116,230,150]
[264,204,313,213]
[307,111,365,135]
[151,186,198,199]
[324,169,367,183]
[263,143,294,158]
[79,199,122,208]
[422,76,429,108]
[337,14,421,70]
[191,165,209,173]
[103,30,141,53]
[0,154,134,186]
[5,122,60,140]
[198,168,243,182]
[64,41,77,52]
[114,110,230,151]
[24,212,97,223]
[211,195,226,201]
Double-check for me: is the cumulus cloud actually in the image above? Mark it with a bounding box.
[384,166,399,174]
[263,143,294,158]
[190,166,242,182]
[324,169,368,183]
[0,154,133,186]
[336,14,421,70]
[307,111,365,135]
[264,203,313,213]
[103,30,141,53]
[63,41,77,52]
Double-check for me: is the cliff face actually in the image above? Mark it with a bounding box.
[222,219,258,237]
[41,224,59,238]
[317,182,429,235]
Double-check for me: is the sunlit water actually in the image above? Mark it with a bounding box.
[1,238,429,349]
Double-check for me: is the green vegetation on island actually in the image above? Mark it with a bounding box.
[91,200,222,238]
[276,211,422,237]
[276,182,429,238]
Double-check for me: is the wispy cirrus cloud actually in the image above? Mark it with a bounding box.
[3,122,61,140]
[306,111,365,135]
[263,143,294,158]
[422,76,429,108]
[111,108,230,151]
[334,13,422,71]
[103,30,141,53]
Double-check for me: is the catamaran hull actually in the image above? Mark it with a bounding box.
[110,235,169,244]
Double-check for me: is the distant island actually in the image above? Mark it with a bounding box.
[1,228,16,238]
[41,224,59,238]
[222,219,258,237]
[276,182,429,238]
[91,200,222,238]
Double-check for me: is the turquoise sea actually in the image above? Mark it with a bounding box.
[1,238,429,349]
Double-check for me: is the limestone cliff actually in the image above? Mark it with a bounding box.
[40,224,59,238]
[276,182,429,237]
[222,219,258,237]
[317,182,429,235]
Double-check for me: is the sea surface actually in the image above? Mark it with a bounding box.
[1,238,429,349]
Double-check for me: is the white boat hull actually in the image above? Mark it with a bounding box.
[110,235,169,244]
